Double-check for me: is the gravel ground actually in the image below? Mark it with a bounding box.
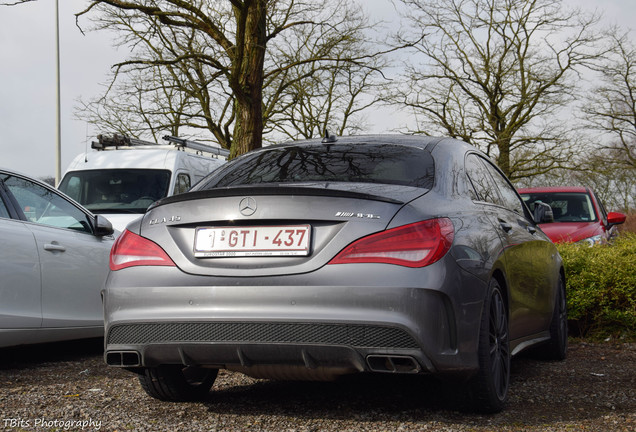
[0,338,634,432]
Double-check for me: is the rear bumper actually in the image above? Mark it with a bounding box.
[105,321,430,377]
[103,260,487,378]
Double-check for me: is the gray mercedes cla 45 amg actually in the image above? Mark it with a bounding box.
[103,135,567,412]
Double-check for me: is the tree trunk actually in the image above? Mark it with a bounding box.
[497,140,511,179]
[230,0,267,159]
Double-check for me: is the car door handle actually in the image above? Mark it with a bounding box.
[44,243,66,252]
[499,220,513,232]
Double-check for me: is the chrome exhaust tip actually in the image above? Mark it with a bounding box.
[106,351,141,367]
[366,355,421,373]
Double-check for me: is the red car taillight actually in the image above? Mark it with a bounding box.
[110,230,176,271]
[329,218,454,268]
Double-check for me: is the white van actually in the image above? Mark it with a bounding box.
[58,134,228,232]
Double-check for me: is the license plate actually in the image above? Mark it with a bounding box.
[194,225,311,257]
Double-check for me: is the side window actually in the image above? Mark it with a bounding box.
[465,154,501,205]
[481,160,526,215]
[0,195,10,219]
[596,196,609,222]
[4,175,92,233]
[175,173,191,195]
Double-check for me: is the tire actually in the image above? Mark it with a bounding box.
[536,276,568,360]
[138,365,218,402]
[468,278,510,413]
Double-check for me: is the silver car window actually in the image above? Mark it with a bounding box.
[4,175,93,233]
[0,195,9,219]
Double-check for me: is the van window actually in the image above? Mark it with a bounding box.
[58,169,170,214]
[175,173,191,195]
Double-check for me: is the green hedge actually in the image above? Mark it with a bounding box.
[556,234,636,340]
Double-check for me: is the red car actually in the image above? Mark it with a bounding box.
[518,187,626,245]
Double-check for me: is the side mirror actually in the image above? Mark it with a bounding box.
[94,214,114,237]
[607,211,627,229]
[533,201,554,224]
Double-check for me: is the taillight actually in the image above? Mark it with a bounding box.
[110,230,175,271]
[329,218,454,268]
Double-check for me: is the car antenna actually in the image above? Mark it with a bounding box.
[84,123,89,162]
[322,130,337,143]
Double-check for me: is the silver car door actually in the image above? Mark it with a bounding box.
[3,174,110,328]
[27,223,110,327]
[0,214,42,329]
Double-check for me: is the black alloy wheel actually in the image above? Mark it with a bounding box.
[536,275,568,360]
[469,278,511,413]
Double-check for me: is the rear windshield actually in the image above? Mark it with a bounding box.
[195,143,435,190]
[520,192,598,223]
[58,169,171,214]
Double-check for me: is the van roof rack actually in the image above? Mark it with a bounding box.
[162,135,230,157]
[92,133,230,158]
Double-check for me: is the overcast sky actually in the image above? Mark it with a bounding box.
[0,0,633,180]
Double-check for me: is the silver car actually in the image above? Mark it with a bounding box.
[0,168,114,347]
[103,135,567,413]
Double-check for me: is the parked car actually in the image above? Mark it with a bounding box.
[0,168,114,348]
[518,187,626,245]
[103,135,566,413]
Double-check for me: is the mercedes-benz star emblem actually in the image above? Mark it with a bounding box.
[239,197,257,216]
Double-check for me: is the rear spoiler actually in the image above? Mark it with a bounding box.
[149,185,405,210]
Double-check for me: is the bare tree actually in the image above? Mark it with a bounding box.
[73,0,271,158]
[583,30,636,170]
[76,66,198,142]
[271,62,385,141]
[69,0,388,157]
[76,13,237,148]
[391,0,602,180]
[582,156,636,212]
[67,0,268,158]
[263,9,389,142]
[514,137,636,212]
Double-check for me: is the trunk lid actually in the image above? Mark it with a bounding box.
[139,184,427,276]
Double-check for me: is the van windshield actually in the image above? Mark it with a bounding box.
[58,169,171,214]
